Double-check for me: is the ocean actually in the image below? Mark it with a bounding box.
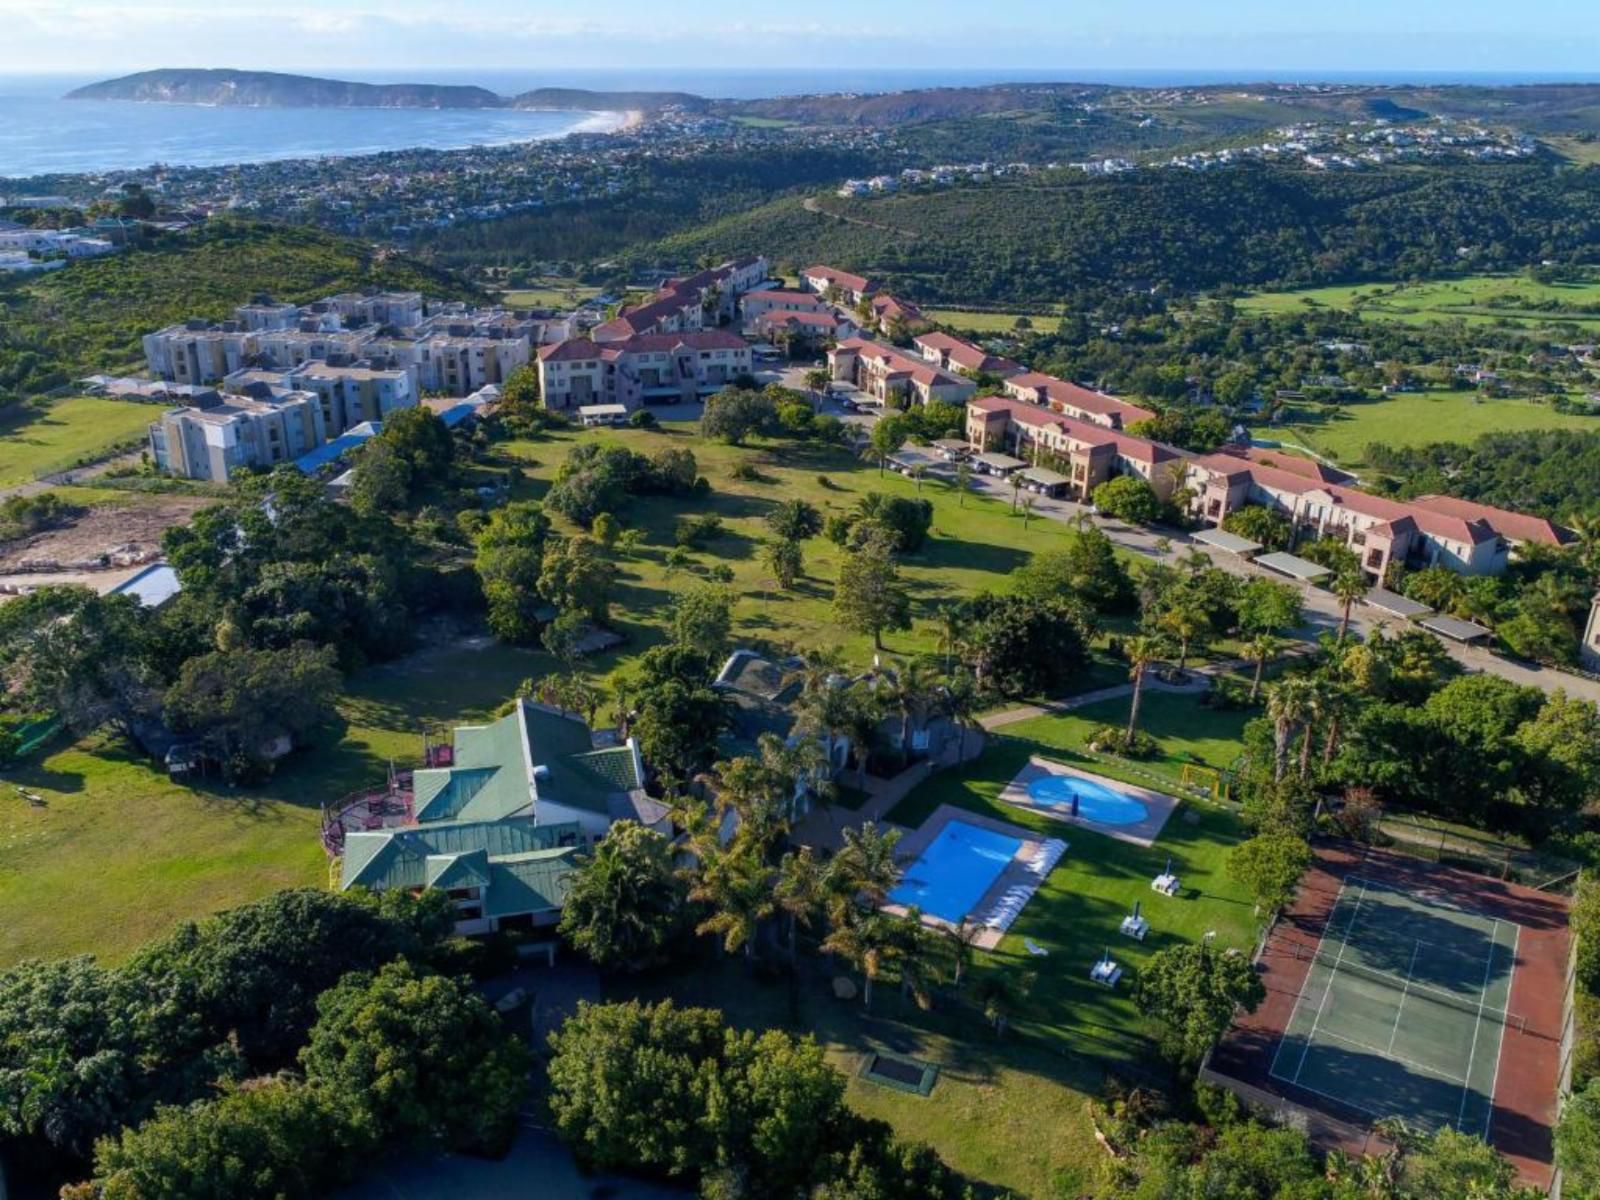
[4,66,1598,180]
[0,74,621,179]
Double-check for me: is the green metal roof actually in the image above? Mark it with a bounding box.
[410,701,643,825]
[426,849,491,891]
[340,819,575,892]
[484,848,579,918]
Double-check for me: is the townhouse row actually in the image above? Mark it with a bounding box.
[965,394,1569,580]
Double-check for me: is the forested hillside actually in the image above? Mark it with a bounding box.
[411,146,887,270]
[0,219,476,403]
[641,163,1600,305]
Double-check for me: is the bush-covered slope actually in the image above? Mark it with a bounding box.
[0,218,478,403]
[642,163,1600,306]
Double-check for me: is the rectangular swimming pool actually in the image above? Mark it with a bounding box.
[888,819,1023,923]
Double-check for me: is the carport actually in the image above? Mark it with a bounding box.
[1019,466,1070,497]
[1254,551,1331,584]
[1362,588,1433,621]
[1192,528,1262,559]
[972,451,1026,477]
[1419,614,1493,644]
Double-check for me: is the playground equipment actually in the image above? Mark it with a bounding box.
[1180,763,1225,801]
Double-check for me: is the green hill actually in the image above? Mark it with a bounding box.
[640,163,1600,307]
[0,218,478,404]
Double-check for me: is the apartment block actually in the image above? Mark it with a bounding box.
[536,330,752,410]
[966,394,1183,500]
[802,264,877,306]
[1183,444,1571,579]
[1001,371,1156,431]
[827,337,976,407]
[148,390,327,482]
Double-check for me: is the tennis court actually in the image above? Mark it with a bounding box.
[1267,874,1520,1139]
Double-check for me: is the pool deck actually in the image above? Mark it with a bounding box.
[998,757,1178,847]
[883,804,1059,950]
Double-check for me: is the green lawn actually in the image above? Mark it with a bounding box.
[0,395,158,486]
[0,639,548,967]
[924,308,1057,334]
[1239,272,1600,331]
[498,280,601,309]
[498,421,1145,687]
[1270,387,1598,466]
[616,692,1260,1198]
[0,425,1153,965]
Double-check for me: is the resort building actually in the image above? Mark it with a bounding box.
[340,820,581,937]
[536,330,753,410]
[966,393,1184,501]
[595,255,769,342]
[802,264,878,306]
[828,337,977,407]
[333,699,667,936]
[1000,371,1157,431]
[750,310,858,343]
[1182,444,1570,579]
[740,288,832,323]
[867,293,925,333]
[914,332,1025,378]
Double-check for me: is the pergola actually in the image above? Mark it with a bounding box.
[1019,466,1070,495]
[1254,551,1331,583]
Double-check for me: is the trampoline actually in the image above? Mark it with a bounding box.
[1025,774,1150,826]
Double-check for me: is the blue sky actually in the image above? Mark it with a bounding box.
[4,0,1598,76]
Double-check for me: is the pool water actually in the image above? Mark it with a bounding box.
[1026,773,1149,825]
[888,820,1022,923]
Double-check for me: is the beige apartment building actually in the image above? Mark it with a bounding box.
[148,391,327,482]
[537,330,753,410]
[966,394,1183,500]
[827,337,977,407]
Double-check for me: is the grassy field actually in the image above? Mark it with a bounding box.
[0,395,158,486]
[1270,387,1599,466]
[924,308,1058,334]
[0,422,1155,965]
[616,693,1260,1198]
[497,420,1148,682]
[1238,272,1600,331]
[0,638,545,966]
[498,280,602,309]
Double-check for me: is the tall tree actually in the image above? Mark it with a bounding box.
[559,821,687,971]
[833,525,912,650]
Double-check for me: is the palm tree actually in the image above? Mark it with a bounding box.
[941,916,981,989]
[1266,676,1317,783]
[823,909,891,1009]
[885,659,937,759]
[1246,632,1283,703]
[804,368,831,400]
[774,847,826,967]
[890,909,934,1008]
[843,690,882,790]
[1332,566,1367,640]
[834,822,903,909]
[1009,472,1024,513]
[785,645,846,700]
[690,846,774,962]
[910,464,925,493]
[1021,495,1037,529]
[935,604,963,674]
[1157,598,1207,673]
[954,461,972,508]
[939,668,981,758]
[971,970,1032,1037]
[1124,636,1163,748]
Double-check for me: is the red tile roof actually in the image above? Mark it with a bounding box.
[969,394,1177,465]
[539,330,748,363]
[1409,494,1572,547]
[1003,371,1156,428]
[1187,454,1500,545]
[753,311,846,330]
[1211,443,1354,485]
[804,264,876,295]
[834,337,968,390]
